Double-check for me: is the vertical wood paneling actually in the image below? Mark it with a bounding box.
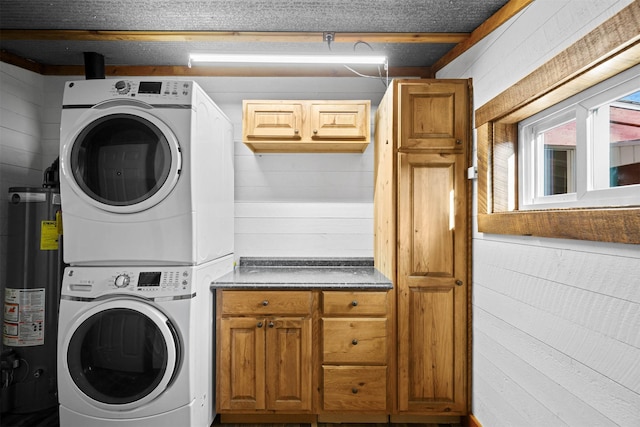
[438,0,640,425]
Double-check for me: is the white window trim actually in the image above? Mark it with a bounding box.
[518,63,640,210]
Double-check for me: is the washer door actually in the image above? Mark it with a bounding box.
[63,299,181,410]
[62,105,182,213]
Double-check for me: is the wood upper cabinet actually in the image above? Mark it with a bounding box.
[374,79,471,417]
[217,290,313,413]
[242,100,370,153]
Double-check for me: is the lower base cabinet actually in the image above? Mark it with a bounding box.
[217,288,465,422]
[217,290,313,413]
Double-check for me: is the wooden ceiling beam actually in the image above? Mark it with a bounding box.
[36,64,433,78]
[0,29,468,44]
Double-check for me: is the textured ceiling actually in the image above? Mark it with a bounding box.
[0,0,515,70]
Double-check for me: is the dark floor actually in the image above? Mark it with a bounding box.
[1,407,59,427]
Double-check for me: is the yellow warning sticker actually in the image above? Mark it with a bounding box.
[40,221,59,250]
[56,211,63,235]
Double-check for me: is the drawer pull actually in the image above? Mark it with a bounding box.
[351,300,358,307]
[351,388,358,394]
[257,321,263,328]
[352,339,358,345]
[262,300,269,306]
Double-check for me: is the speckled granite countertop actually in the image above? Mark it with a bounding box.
[211,257,392,290]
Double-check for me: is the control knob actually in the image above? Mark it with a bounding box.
[114,274,131,288]
[114,80,131,95]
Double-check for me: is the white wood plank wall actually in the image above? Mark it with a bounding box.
[438,0,640,425]
[0,63,45,288]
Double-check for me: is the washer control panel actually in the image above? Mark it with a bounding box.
[62,266,194,299]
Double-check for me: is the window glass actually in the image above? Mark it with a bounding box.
[540,119,576,195]
[607,91,640,188]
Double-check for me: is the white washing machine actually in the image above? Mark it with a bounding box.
[59,79,234,266]
[57,255,232,427]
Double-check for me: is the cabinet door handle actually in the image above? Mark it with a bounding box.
[455,280,463,286]
[294,129,299,135]
[257,321,263,328]
[268,321,275,328]
[352,339,358,345]
[313,129,318,134]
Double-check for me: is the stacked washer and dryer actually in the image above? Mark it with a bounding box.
[57,79,234,427]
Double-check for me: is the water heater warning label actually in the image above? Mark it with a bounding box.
[3,288,45,347]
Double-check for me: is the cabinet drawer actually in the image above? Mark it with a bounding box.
[322,291,387,315]
[221,290,312,315]
[323,366,387,411]
[322,318,387,364]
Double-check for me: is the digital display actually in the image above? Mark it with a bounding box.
[138,271,161,287]
[138,82,162,94]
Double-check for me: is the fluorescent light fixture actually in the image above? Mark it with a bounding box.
[188,52,387,66]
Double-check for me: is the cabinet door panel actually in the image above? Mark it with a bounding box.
[310,103,369,140]
[399,153,464,281]
[399,82,468,151]
[244,102,303,139]
[265,317,312,411]
[219,317,265,411]
[397,152,468,413]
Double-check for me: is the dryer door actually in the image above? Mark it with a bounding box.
[62,106,182,213]
[63,299,181,410]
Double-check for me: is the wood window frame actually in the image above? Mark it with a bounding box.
[475,1,640,244]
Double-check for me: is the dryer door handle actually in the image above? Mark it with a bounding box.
[93,99,153,110]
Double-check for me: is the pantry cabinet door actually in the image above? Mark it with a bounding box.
[397,152,468,414]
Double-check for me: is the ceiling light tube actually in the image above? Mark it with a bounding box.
[188,52,387,66]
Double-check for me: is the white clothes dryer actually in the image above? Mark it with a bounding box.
[57,255,232,427]
[59,79,234,266]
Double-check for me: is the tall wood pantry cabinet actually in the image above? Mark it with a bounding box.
[374,79,472,417]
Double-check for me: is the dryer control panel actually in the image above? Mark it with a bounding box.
[61,266,196,299]
[62,79,194,106]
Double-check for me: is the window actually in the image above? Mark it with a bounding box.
[474,1,640,244]
[519,66,640,210]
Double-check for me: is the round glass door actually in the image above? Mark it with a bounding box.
[65,300,180,409]
[64,110,182,213]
